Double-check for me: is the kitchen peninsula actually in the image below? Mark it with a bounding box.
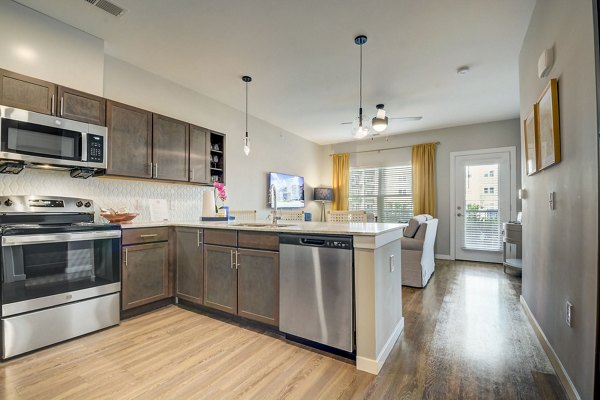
[120,220,406,375]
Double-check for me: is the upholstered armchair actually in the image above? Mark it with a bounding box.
[401,215,438,288]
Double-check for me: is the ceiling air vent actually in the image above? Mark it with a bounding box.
[84,0,126,17]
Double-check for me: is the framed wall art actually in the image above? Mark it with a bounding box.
[523,104,538,175]
[536,78,561,170]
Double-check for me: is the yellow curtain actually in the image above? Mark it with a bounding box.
[332,153,350,211]
[411,143,437,216]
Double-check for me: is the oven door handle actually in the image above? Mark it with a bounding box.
[1,230,122,247]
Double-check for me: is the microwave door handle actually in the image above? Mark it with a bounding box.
[1,230,121,247]
[81,133,88,162]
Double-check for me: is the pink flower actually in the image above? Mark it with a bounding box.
[214,182,227,202]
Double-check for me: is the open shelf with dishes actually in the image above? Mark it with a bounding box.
[209,132,226,184]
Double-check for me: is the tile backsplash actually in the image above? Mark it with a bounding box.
[0,169,209,222]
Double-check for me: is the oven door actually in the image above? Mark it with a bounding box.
[1,230,121,316]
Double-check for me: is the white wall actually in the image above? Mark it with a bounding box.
[103,57,327,220]
[329,119,521,256]
[0,0,104,95]
[0,0,328,221]
[519,0,598,398]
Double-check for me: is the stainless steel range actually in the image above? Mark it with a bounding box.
[0,195,121,359]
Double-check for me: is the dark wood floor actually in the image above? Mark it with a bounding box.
[0,260,567,399]
[364,260,567,399]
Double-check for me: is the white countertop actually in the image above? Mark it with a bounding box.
[118,220,406,236]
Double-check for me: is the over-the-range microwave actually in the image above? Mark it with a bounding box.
[0,105,107,175]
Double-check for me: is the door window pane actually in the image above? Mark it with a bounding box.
[463,164,501,251]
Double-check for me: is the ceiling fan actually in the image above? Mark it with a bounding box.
[341,103,423,133]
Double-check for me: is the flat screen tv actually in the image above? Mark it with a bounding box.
[268,172,305,209]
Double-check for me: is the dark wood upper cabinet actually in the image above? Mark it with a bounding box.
[106,100,153,178]
[237,248,279,326]
[189,125,210,184]
[204,244,237,314]
[153,114,189,182]
[176,228,203,304]
[121,241,169,310]
[58,86,106,126]
[0,69,56,115]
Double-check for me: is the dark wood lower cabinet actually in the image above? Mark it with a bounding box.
[176,228,203,304]
[203,244,237,314]
[122,242,169,310]
[203,236,280,327]
[237,248,279,326]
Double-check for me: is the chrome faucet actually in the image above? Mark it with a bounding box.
[270,184,279,225]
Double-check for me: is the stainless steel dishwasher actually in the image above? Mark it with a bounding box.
[279,234,354,352]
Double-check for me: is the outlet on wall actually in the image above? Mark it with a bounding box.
[566,301,573,327]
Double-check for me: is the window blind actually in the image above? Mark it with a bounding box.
[349,165,413,223]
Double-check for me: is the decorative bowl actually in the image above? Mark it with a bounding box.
[100,212,139,224]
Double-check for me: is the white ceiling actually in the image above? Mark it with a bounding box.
[15,0,535,145]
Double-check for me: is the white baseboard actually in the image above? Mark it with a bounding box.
[356,317,404,375]
[520,296,581,400]
[435,254,453,260]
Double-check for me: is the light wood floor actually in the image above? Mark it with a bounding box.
[0,261,566,399]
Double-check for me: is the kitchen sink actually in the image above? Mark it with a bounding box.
[232,223,298,228]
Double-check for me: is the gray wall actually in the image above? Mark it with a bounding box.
[519,0,598,398]
[330,119,521,256]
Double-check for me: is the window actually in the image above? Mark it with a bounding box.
[483,187,495,194]
[483,170,495,177]
[349,165,413,223]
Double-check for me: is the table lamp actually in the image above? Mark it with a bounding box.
[313,188,334,222]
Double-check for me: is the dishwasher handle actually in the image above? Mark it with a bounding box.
[300,238,326,246]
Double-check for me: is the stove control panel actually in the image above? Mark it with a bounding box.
[0,196,94,213]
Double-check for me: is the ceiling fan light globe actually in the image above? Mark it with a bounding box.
[371,116,388,132]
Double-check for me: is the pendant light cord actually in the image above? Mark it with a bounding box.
[359,43,362,111]
[245,81,248,137]
[358,42,363,127]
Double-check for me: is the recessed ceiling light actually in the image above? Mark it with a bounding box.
[457,66,470,75]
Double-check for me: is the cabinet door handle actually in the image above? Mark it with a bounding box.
[140,234,158,238]
[50,94,55,115]
[154,163,158,178]
[235,250,239,269]
[191,168,195,181]
[147,163,153,176]
[60,97,64,116]
[124,248,128,266]
[230,249,234,269]
[197,230,201,247]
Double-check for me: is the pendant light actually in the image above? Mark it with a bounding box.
[352,35,370,139]
[242,75,252,156]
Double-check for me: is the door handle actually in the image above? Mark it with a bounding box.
[147,163,153,176]
[235,250,239,269]
[124,248,128,267]
[154,163,158,178]
[230,249,234,269]
[50,94,55,115]
[457,213,463,217]
[140,234,158,238]
[191,168,195,181]
[197,230,201,247]
[60,97,64,116]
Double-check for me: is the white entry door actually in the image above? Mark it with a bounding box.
[453,150,512,263]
